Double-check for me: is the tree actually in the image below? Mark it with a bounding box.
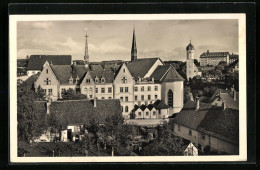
[61,88,87,100]
[184,86,192,103]
[17,85,48,143]
[47,113,62,139]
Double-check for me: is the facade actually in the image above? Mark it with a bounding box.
[27,55,72,76]
[186,41,202,80]
[173,99,239,154]
[200,50,239,66]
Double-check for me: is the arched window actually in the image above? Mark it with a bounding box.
[125,106,129,112]
[121,77,127,84]
[168,89,173,107]
[84,87,88,92]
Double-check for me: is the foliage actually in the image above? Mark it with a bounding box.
[225,72,239,90]
[47,113,62,136]
[184,86,192,103]
[61,88,87,100]
[17,84,47,143]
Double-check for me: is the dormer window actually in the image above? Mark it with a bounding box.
[46,69,48,74]
[101,77,105,83]
[44,78,51,85]
[69,77,73,84]
[95,77,99,83]
[123,68,125,73]
[121,77,127,84]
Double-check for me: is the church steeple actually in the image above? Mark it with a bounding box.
[84,32,89,67]
[131,28,137,62]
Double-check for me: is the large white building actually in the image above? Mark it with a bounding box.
[34,29,185,119]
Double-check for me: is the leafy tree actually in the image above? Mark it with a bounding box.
[47,113,62,139]
[17,85,47,143]
[61,88,87,100]
[184,87,192,103]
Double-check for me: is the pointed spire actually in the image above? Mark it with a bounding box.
[84,31,89,67]
[131,27,137,62]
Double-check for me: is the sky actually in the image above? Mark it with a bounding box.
[17,20,238,62]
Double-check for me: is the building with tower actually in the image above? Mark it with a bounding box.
[131,28,137,62]
[186,41,202,81]
[84,32,90,68]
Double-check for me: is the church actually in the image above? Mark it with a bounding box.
[34,28,185,119]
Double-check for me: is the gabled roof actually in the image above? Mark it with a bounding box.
[22,73,40,89]
[133,105,140,112]
[198,108,239,144]
[200,52,230,58]
[27,55,72,70]
[127,58,161,80]
[147,104,155,111]
[49,64,115,84]
[173,101,212,129]
[150,65,184,82]
[34,99,122,128]
[228,59,239,68]
[153,100,169,109]
[219,93,239,110]
[140,104,147,111]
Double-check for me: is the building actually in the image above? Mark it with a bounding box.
[173,99,239,154]
[200,50,239,66]
[186,41,202,80]
[34,98,122,142]
[27,55,72,76]
[227,59,239,73]
[184,142,198,156]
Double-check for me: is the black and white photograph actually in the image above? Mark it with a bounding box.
[9,14,247,162]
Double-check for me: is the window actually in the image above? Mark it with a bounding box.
[44,78,51,85]
[141,86,144,91]
[121,106,123,112]
[138,112,141,116]
[120,97,123,101]
[121,77,127,84]
[95,78,99,83]
[89,88,93,95]
[89,95,92,99]
[101,78,105,83]
[178,125,180,131]
[102,97,105,99]
[153,111,156,115]
[168,89,173,107]
[120,87,124,92]
[189,129,192,136]
[125,87,128,92]
[155,95,158,100]
[135,95,138,101]
[62,88,66,93]
[46,69,48,74]
[108,87,112,93]
[146,112,149,116]
[86,79,91,83]
[125,106,128,112]
[202,134,205,140]
[155,86,158,91]
[43,89,46,93]
[148,86,151,91]
[141,95,144,101]
[48,89,52,95]
[96,88,98,93]
[123,69,125,73]
[125,97,128,102]
[108,97,112,99]
[134,86,138,91]
[101,88,105,93]
[148,95,151,100]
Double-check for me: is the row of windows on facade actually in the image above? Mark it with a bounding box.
[61,87,112,94]
[43,89,52,95]
[119,86,159,93]
[86,77,106,83]
[177,125,205,140]
[119,95,158,102]
[136,111,160,117]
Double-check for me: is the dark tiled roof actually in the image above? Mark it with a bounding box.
[209,89,228,102]
[50,64,115,84]
[150,65,184,82]
[153,100,169,109]
[230,54,239,59]
[228,59,239,68]
[127,58,160,79]
[140,104,147,111]
[173,101,212,129]
[22,73,40,89]
[48,99,122,128]
[198,108,239,144]
[147,104,154,111]
[133,105,140,112]
[200,52,230,58]
[27,55,72,70]
[186,43,194,50]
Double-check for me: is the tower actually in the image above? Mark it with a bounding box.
[186,39,194,60]
[84,33,89,67]
[186,40,195,81]
[131,28,137,62]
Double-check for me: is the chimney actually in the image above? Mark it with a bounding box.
[94,98,97,108]
[195,97,200,111]
[207,50,209,54]
[222,101,226,110]
[46,99,51,115]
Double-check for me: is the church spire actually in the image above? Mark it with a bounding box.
[131,27,137,62]
[84,32,89,67]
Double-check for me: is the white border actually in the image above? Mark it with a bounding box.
[10,14,247,163]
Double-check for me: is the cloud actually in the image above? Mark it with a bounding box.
[32,22,53,29]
